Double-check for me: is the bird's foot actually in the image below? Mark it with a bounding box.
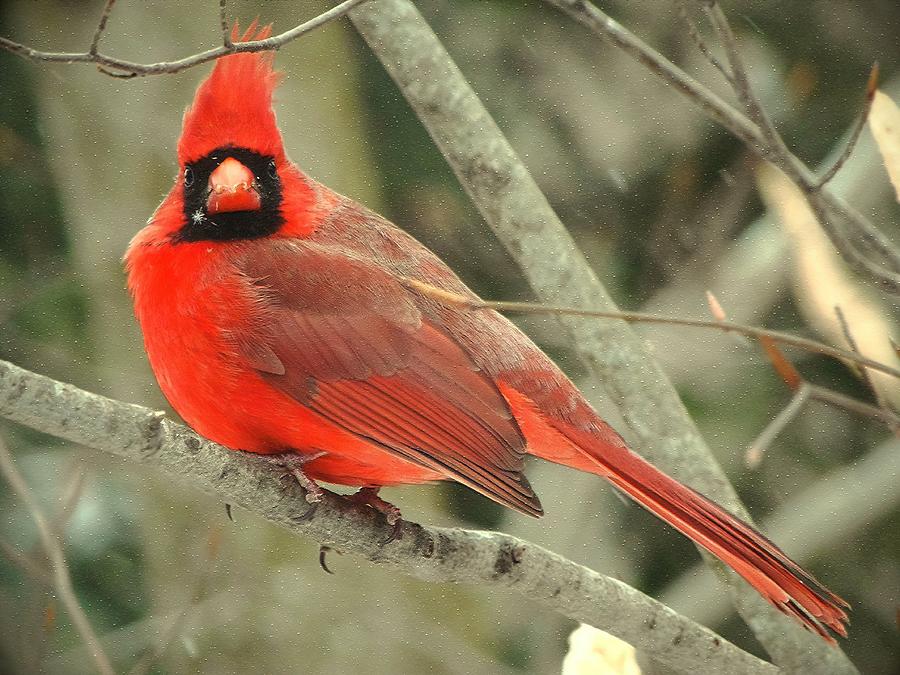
[348,487,403,543]
[260,450,326,504]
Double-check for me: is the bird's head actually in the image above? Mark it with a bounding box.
[152,22,315,243]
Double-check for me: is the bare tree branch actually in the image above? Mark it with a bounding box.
[833,304,897,424]
[0,435,114,675]
[700,2,900,295]
[402,278,900,381]
[219,0,233,49]
[816,64,879,189]
[543,0,900,296]
[0,0,368,77]
[0,358,778,675]
[88,0,117,56]
[348,2,854,671]
[746,385,812,468]
[674,0,733,84]
[0,536,51,584]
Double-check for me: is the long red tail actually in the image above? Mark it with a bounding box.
[501,383,849,642]
[564,425,848,642]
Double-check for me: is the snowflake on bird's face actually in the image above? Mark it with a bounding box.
[192,209,206,225]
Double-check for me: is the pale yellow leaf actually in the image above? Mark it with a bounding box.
[757,163,900,410]
[561,624,641,675]
[870,89,900,201]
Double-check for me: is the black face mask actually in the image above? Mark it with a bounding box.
[175,146,284,243]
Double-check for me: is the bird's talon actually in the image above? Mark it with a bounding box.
[319,545,342,574]
[258,451,326,505]
[381,519,403,545]
[348,487,403,542]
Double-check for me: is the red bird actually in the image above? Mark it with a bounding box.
[126,25,848,642]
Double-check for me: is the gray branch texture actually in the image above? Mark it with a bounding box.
[0,359,778,675]
[350,1,853,672]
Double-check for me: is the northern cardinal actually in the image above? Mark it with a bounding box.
[125,24,848,642]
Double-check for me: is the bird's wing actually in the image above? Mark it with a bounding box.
[234,240,542,516]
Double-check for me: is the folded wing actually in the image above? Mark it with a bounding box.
[235,241,542,516]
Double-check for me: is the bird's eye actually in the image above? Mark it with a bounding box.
[267,160,278,179]
[183,167,195,187]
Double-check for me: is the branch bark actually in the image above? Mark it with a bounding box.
[348,2,855,673]
[0,358,776,675]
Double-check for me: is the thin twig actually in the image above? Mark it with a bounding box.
[746,384,812,468]
[544,0,900,293]
[833,304,897,427]
[675,0,732,83]
[816,63,879,189]
[53,467,87,534]
[703,3,784,161]
[702,2,900,291]
[833,305,866,381]
[17,465,87,586]
[219,0,233,49]
[751,326,900,462]
[89,0,117,56]
[401,277,900,381]
[808,383,900,428]
[0,436,114,675]
[0,536,51,584]
[0,0,369,77]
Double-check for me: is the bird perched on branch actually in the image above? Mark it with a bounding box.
[125,22,848,643]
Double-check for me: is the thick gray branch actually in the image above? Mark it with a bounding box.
[0,359,776,675]
[348,2,854,672]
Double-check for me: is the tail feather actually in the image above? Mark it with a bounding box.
[598,452,848,642]
[497,381,849,641]
[577,429,848,641]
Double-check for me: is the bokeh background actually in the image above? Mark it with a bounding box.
[1,1,899,673]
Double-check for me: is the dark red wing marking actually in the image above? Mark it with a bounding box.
[235,241,542,516]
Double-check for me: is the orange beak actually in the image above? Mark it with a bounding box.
[206,157,261,215]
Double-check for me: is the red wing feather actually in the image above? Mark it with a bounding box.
[236,241,542,516]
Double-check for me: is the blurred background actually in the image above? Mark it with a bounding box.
[1,0,899,672]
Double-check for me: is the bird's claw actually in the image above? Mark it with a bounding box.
[348,487,403,543]
[258,450,326,503]
[319,545,342,574]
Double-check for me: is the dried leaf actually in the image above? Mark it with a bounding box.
[757,163,900,410]
[759,336,803,390]
[870,89,900,201]
[562,624,641,675]
[705,289,727,322]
